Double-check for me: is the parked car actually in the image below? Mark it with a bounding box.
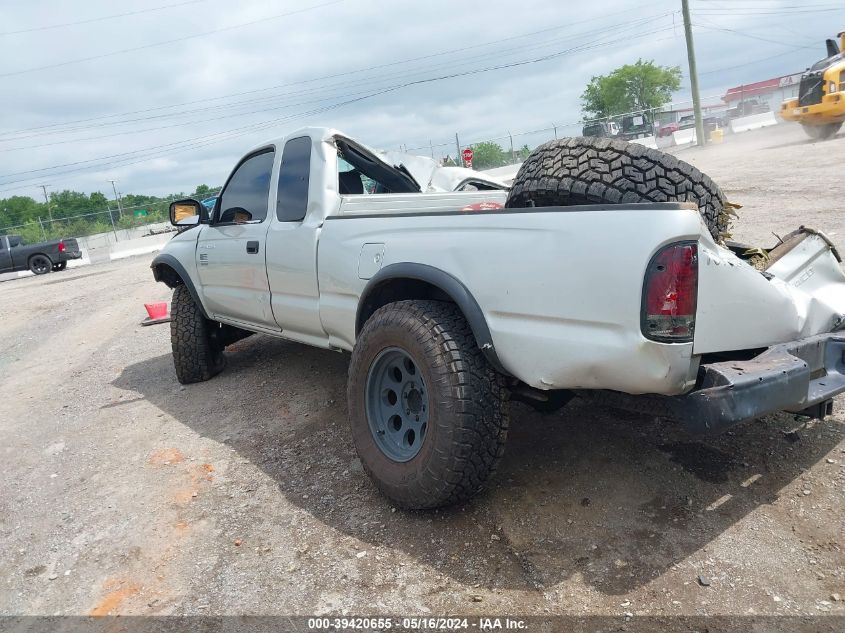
[728,99,771,119]
[657,121,680,137]
[620,114,653,140]
[0,234,81,275]
[581,121,620,138]
[151,128,845,509]
[678,115,697,130]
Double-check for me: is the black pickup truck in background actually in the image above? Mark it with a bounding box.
[0,234,82,275]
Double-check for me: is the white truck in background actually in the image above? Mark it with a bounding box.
[152,127,845,509]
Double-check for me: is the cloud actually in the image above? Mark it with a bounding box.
[0,0,840,198]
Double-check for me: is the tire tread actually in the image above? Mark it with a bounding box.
[506,136,730,241]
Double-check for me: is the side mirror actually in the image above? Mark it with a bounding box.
[169,199,208,227]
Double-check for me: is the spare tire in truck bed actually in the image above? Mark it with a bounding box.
[506,137,730,242]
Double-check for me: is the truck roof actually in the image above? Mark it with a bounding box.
[244,126,508,196]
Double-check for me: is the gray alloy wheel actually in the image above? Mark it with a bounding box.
[365,347,429,462]
[29,255,52,275]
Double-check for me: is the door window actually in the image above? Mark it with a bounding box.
[276,136,311,222]
[217,149,274,224]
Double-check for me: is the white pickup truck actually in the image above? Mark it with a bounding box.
[152,127,845,509]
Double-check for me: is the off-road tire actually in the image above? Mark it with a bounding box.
[52,262,67,272]
[28,254,52,275]
[802,122,841,140]
[170,285,225,384]
[348,300,509,509]
[506,137,730,242]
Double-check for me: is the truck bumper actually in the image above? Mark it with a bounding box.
[781,96,845,124]
[676,333,845,434]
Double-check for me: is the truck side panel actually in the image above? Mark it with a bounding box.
[317,204,706,396]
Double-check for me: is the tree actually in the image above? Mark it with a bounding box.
[581,59,681,120]
[470,141,506,170]
[518,144,532,161]
[194,184,212,196]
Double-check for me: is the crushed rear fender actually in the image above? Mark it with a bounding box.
[694,227,845,354]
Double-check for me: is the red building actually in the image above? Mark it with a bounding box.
[722,72,803,113]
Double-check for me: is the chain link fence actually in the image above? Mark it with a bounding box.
[0,190,221,244]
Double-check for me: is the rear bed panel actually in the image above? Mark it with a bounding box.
[319,202,706,395]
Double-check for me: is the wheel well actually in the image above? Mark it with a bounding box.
[356,278,453,334]
[152,263,184,288]
[356,272,509,376]
[28,253,50,262]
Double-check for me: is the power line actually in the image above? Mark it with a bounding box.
[0,0,348,79]
[0,1,205,36]
[0,20,679,191]
[0,5,667,139]
[699,47,807,75]
[0,11,676,150]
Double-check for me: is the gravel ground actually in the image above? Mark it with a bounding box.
[0,123,843,627]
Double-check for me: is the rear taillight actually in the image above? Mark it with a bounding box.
[58,241,65,253]
[642,242,698,342]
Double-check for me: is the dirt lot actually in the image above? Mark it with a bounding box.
[1,123,844,627]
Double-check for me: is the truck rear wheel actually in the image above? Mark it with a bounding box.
[347,300,509,509]
[52,262,67,272]
[506,137,730,242]
[28,254,52,275]
[802,122,841,140]
[170,285,225,384]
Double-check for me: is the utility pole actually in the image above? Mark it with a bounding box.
[681,0,706,146]
[39,185,53,221]
[106,204,118,241]
[455,133,462,167]
[109,180,124,218]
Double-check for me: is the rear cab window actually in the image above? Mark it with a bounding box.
[276,136,312,222]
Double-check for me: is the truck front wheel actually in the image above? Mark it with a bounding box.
[170,284,225,384]
[347,300,509,509]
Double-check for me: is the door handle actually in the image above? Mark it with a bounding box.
[246,241,259,254]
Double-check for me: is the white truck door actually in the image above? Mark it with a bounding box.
[265,136,330,348]
[195,148,278,330]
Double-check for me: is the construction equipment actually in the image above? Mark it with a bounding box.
[781,31,845,139]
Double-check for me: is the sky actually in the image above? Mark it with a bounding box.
[0,0,842,201]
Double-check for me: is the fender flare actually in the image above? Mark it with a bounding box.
[357,262,509,375]
[151,253,209,319]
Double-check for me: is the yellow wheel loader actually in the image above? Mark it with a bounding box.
[781,31,845,139]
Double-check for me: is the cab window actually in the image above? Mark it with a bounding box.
[216,149,274,224]
[276,136,312,222]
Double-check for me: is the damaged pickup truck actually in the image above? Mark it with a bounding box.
[151,128,845,509]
